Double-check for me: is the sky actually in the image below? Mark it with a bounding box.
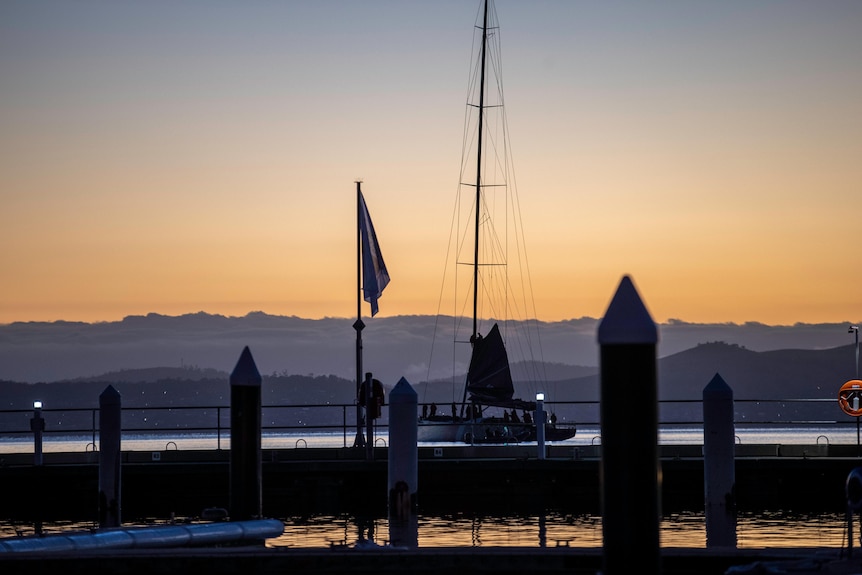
[2,0,861,327]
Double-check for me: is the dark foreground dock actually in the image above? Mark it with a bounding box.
[3,444,862,574]
[1,443,859,520]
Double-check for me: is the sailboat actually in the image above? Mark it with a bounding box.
[417,0,575,445]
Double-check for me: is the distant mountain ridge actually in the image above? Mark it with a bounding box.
[0,312,857,386]
[542,341,856,402]
[1,341,857,432]
[1,341,854,407]
[66,366,228,383]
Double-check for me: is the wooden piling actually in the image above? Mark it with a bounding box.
[597,275,660,575]
[703,372,737,547]
[98,385,122,528]
[229,346,262,521]
[388,377,418,547]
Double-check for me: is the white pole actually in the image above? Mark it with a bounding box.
[388,377,418,548]
[31,401,43,467]
[703,373,737,548]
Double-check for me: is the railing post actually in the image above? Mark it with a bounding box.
[217,406,222,451]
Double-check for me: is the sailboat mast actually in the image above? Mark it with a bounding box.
[472,0,488,343]
[461,0,490,418]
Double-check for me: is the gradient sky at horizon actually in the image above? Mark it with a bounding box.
[2,0,861,326]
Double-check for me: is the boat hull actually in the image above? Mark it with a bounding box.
[416,417,470,443]
[417,417,576,444]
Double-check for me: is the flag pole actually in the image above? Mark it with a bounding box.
[353,181,366,448]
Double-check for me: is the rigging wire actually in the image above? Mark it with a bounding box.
[423,0,553,410]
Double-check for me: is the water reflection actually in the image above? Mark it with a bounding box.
[0,511,849,550]
[268,510,847,549]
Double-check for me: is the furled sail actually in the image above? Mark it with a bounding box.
[465,323,514,403]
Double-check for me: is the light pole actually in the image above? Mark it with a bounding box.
[850,325,861,454]
[851,325,860,380]
[535,392,545,460]
[31,401,44,466]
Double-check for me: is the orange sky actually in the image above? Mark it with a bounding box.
[1,1,861,326]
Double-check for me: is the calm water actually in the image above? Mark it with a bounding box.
[0,511,851,550]
[0,425,858,454]
[269,511,850,549]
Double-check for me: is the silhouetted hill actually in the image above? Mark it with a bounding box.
[518,361,598,382]
[523,342,855,403]
[658,342,851,400]
[0,373,359,432]
[65,366,229,384]
[0,372,357,411]
[522,342,857,424]
[1,341,858,431]
[2,312,857,384]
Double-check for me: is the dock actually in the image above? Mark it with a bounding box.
[3,443,862,573]
[1,443,859,521]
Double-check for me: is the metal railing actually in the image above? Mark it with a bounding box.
[0,397,855,451]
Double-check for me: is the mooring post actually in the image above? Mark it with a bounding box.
[597,275,660,575]
[703,372,737,547]
[388,377,418,547]
[230,346,262,521]
[846,467,862,558]
[30,401,44,467]
[99,385,122,528]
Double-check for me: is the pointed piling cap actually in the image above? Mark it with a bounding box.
[597,275,658,345]
[100,384,121,405]
[390,376,417,403]
[703,372,733,400]
[230,346,262,387]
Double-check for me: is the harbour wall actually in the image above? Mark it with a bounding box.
[2,444,860,522]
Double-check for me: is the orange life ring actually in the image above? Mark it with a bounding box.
[838,380,862,417]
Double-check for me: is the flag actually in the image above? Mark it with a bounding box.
[358,191,390,316]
